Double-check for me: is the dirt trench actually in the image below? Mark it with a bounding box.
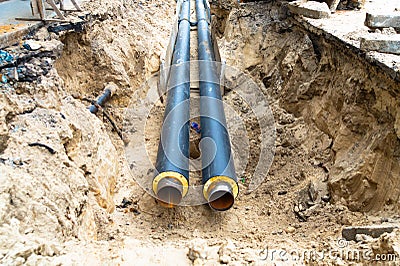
[1,0,399,265]
[215,1,400,213]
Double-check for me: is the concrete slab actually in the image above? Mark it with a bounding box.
[0,0,85,49]
[292,0,400,81]
[365,12,400,29]
[288,1,330,19]
[360,34,400,55]
[0,0,32,25]
[0,23,43,49]
[342,225,398,241]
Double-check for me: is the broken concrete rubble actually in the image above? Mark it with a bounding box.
[0,67,18,83]
[342,225,398,241]
[365,12,400,29]
[325,0,340,12]
[0,39,63,83]
[23,40,42,51]
[337,0,365,10]
[288,1,331,19]
[377,27,398,35]
[360,34,400,55]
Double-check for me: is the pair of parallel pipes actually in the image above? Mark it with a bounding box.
[153,0,238,211]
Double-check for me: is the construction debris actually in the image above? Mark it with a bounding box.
[337,0,365,10]
[360,34,400,55]
[47,20,86,34]
[0,50,13,65]
[342,225,398,241]
[0,67,18,83]
[365,12,400,29]
[23,40,42,51]
[17,0,82,22]
[288,1,330,19]
[324,0,341,12]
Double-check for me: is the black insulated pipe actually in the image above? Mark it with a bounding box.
[195,0,238,211]
[153,0,191,208]
[90,88,112,114]
[89,83,118,114]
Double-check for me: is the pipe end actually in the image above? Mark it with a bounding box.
[208,183,235,211]
[156,177,183,208]
[153,172,188,208]
[203,176,238,211]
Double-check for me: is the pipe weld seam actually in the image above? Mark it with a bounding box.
[178,17,190,23]
[196,18,210,25]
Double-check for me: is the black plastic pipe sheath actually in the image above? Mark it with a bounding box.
[89,88,112,114]
[153,0,191,208]
[195,0,238,211]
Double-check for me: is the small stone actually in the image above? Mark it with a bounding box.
[1,67,18,82]
[34,27,50,41]
[188,239,209,261]
[147,53,160,73]
[321,194,331,202]
[244,253,255,262]
[23,40,42,51]
[219,254,230,264]
[272,230,283,235]
[24,228,34,234]
[340,215,351,225]
[151,235,162,240]
[218,240,236,257]
[118,197,132,208]
[381,27,397,35]
[380,217,389,223]
[355,234,366,242]
[40,39,64,55]
[14,257,25,264]
[355,233,374,242]
[285,226,296,234]
[38,244,55,257]
[205,246,219,260]
[193,258,203,266]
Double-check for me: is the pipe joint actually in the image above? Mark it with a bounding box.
[196,18,210,25]
[178,18,191,25]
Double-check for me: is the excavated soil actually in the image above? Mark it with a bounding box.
[1,0,399,265]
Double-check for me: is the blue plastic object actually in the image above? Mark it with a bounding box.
[1,74,7,83]
[190,121,201,133]
[0,50,14,64]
